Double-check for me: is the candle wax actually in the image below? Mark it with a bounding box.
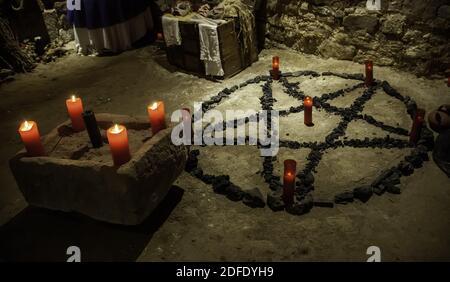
[148,101,166,135]
[304,96,313,126]
[66,96,85,132]
[283,159,297,205]
[107,124,131,166]
[365,60,374,87]
[18,120,46,157]
[409,109,426,144]
[272,56,280,71]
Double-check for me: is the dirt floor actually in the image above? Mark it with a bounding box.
[0,44,449,262]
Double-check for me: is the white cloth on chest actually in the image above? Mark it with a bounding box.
[162,15,181,46]
[198,22,224,77]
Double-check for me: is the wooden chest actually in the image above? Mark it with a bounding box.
[165,18,257,79]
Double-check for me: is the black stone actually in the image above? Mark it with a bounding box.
[212,175,231,195]
[334,191,354,204]
[201,174,215,184]
[353,186,373,203]
[417,127,435,151]
[313,198,334,208]
[226,184,245,201]
[386,184,401,194]
[242,188,265,208]
[267,191,285,211]
[381,81,404,101]
[185,155,199,172]
[398,161,414,176]
[373,184,386,196]
[372,168,395,187]
[405,98,418,118]
[269,179,282,191]
[190,167,203,178]
[405,154,423,168]
[286,194,314,215]
[382,171,401,186]
[302,172,315,186]
[414,145,429,161]
[222,88,231,95]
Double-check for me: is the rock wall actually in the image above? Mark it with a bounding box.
[265,0,450,77]
[41,0,73,44]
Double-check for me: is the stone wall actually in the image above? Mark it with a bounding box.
[41,0,73,43]
[265,0,450,77]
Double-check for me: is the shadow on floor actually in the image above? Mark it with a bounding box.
[0,185,184,262]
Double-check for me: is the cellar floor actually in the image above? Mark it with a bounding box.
[0,44,449,261]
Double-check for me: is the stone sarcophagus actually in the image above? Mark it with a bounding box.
[9,114,187,225]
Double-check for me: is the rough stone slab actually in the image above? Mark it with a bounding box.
[9,113,188,225]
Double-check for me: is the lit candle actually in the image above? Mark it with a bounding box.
[272,56,280,72]
[147,101,166,135]
[18,120,46,157]
[365,60,374,87]
[304,96,313,126]
[66,95,85,132]
[271,56,280,80]
[283,159,297,205]
[409,108,426,144]
[107,124,131,166]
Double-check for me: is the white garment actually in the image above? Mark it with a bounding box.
[198,23,224,77]
[73,7,154,55]
[162,15,182,46]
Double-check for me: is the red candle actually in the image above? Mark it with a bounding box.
[147,101,166,135]
[304,96,313,126]
[283,159,297,205]
[18,120,46,157]
[409,108,426,144]
[272,56,280,80]
[365,60,374,87]
[107,124,131,166]
[66,95,85,132]
[272,56,280,72]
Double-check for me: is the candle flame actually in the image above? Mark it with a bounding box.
[71,95,76,102]
[110,124,124,134]
[20,120,33,132]
[149,102,158,110]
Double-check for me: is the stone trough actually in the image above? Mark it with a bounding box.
[9,113,188,225]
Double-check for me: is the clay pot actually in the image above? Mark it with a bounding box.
[428,105,450,133]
